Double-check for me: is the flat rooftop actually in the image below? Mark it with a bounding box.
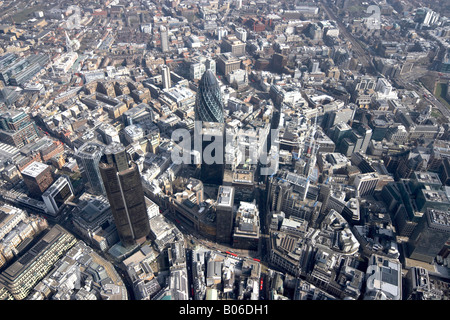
[414,171,442,185]
[78,142,105,156]
[428,209,450,227]
[422,189,450,203]
[21,161,49,178]
[217,186,234,207]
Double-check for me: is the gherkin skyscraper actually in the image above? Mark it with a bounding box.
[195,70,224,123]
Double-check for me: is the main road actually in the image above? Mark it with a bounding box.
[394,72,450,119]
[320,1,450,120]
[319,1,375,72]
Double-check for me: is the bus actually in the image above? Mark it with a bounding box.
[226,251,237,257]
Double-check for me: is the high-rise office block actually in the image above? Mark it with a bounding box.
[160,25,169,53]
[325,108,354,128]
[271,53,287,73]
[195,70,224,123]
[42,175,75,216]
[216,27,228,40]
[216,186,235,244]
[235,27,247,42]
[217,53,241,76]
[329,122,352,146]
[0,110,40,148]
[197,121,225,185]
[189,57,216,80]
[381,180,424,238]
[408,208,450,263]
[353,173,379,197]
[161,64,171,90]
[310,59,320,73]
[268,171,314,219]
[232,201,260,250]
[415,188,450,213]
[270,172,310,209]
[21,161,54,198]
[220,35,246,57]
[357,124,373,154]
[99,142,150,247]
[74,142,106,195]
[122,103,154,127]
[0,54,49,86]
[205,58,216,75]
[410,171,442,194]
[439,158,450,186]
[190,61,206,80]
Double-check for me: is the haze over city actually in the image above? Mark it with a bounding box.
[0,0,449,305]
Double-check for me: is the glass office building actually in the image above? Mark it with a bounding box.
[195,70,224,123]
[74,142,106,195]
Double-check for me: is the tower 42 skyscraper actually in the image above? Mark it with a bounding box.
[99,142,150,247]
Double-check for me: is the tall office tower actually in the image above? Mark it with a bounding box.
[232,201,260,250]
[268,172,312,218]
[190,60,206,80]
[325,107,354,129]
[329,122,352,146]
[407,208,450,264]
[353,172,379,197]
[195,70,224,123]
[271,53,287,73]
[380,181,423,238]
[216,185,235,244]
[357,124,373,154]
[205,58,216,74]
[21,161,54,198]
[160,25,169,53]
[235,27,247,42]
[161,64,171,90]
[196,121,225,185]
[42,175,75,216]
[439,157,450,186]
[217,53,241,76]
[74,142,106,195]
[310,59,320,73]
[99,142,150,247]
[0,110,40,148]
[221,35,246,57]
[217,27,228,40]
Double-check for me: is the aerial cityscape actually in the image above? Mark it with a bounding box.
[0,0,450,303]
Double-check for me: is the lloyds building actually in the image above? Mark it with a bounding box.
[99,142,150,247]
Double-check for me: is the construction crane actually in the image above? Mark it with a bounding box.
[303,112,318,178]
[65,30,73,52]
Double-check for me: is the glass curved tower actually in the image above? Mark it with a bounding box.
[74,142,106,195]
[195,70,224,123]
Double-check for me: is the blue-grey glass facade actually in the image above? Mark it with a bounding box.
[74,142,106,195]
[195,70,224,123]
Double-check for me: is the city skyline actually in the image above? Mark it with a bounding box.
[0,0,449,304]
